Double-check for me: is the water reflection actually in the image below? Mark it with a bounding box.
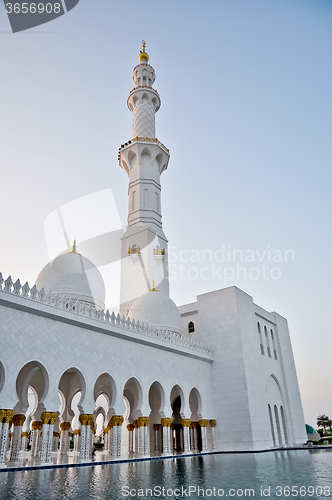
[0,450,332,500]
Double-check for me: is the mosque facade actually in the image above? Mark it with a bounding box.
[0,44,307,469]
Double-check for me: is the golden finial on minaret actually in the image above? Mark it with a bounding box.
[139,40,149,63]
[71,239,77,253]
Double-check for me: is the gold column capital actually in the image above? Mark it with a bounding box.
[127,424,134,431]
[4,410,14,423]
[133,420,138,428]
[31,421,39,430]
[153,424,160,431]
[137,417,149,427]
[21,432,29,437]
[161,418,172,427]
[13,414,26,426]
[181,419,191,428]
[79,414,89,425]
[0,409,6,422]
[111,415,124,427]
[41,412,51,425]
[53,432,60,437]
[209,419,216,428]
[50,412,58,425]
[199,419,208,428]
[60,422,71,431]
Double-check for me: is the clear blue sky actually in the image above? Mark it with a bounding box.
[1,0,331,428]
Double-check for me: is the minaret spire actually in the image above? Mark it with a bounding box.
[139,40,149,63]
[118,45,171,315]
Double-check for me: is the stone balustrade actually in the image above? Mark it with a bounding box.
[0,272,213,356]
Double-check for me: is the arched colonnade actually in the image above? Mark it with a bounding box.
[0,361,217,466]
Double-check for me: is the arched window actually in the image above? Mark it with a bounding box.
[280,406,288,444]
[264,326,271,357]
[268,404,276,446]
[274,405,283,446]
[271,329,278,360]
[188,321,195,334]
[257,322,264,355]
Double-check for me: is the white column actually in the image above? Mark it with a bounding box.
[107,427,111,454]
[135,418,149,456]
[111,427,117,457]
[161,419,171,455]
[117,426,122,457]
[6,430,12,452]
[182,419,191,453]
[200,420,208,452]
[59,422,71,457]
[85,425,91,460]
[91,430,95,454]
[39,424,50,463]
[52,432,60,452]
[73,430,80,452]
[79,425,86,460]
[30,423,40,457]
[192,423,198,452]
[36,428,43,457]
[210,420,216,451]
[143,426,148,455]
[0,422,10,466]
[104,429,108,452]
[0,410,13,466]
[46,421,56,462]
[154,424,159,452]
[79,414,88,461]
[134,421,138,454]
[127,425,134,453]
[21,432,28,452]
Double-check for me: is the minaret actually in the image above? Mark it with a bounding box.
[119,42,170,315]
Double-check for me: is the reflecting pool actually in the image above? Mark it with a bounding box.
[1,450,332,500]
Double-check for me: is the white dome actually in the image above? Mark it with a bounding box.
[35,252,105,310]
[129,290,182,335]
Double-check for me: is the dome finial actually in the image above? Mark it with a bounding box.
[71,239,77,253]
[149,279,159,292]
[139,40,149,63]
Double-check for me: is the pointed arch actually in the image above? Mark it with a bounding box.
[94,372,117,413]
[189,387,202,421]
[123,377,143,421]
[15,360,50,414]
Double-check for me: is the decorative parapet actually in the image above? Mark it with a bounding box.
[119,137,169,154]
[129,85,160,95]
[0,272,213,357]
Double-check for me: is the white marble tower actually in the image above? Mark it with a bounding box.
[119,42,171,315]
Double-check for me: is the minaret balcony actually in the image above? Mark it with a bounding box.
[153,247,165,261]
[128,245,140,261]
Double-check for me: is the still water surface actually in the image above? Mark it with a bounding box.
[0,450,332,500]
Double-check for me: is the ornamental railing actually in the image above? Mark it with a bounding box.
[118,137,169,154]
[0,273,213,357]
[129,85,160,95]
